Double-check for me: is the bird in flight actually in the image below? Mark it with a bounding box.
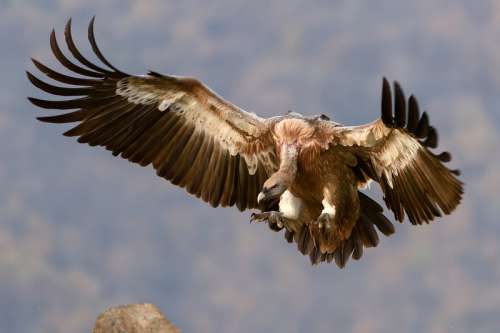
[28,18,463,267]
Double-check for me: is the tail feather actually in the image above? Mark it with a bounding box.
[262,191,395,268]
[309,192,394,267]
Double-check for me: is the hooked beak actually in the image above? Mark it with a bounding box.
[257,184,286,206]
[257,192,267,205]
[257,192,270,205]
[257,192,266,205]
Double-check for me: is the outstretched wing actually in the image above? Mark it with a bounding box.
[332,78,463,225]
[27,18,278,210]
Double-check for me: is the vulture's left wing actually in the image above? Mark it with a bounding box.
[27,18,278,210]
[331,79,463,225]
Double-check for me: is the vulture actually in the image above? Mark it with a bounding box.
[27,18,464,267]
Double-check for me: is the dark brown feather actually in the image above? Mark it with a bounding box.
[127,112,178,165]
[308,246,321,265]
[64,18,114,75]
[170,131,205,185]
[50,29,103,78]
[393,81,406,128]
[86,105,154,150]
[381,78,393,125]
[246,167,258,208]
[31,58,101,86]
[201,144,222,204]
[297,227,307,255]
[341,238,355,265]
[37,110,86,123]
[135,113,181,165]
[209,150,229,206]
[359,215,379,247]
[28,96,98,110]
[189,138,214,197]
[236,157,249,211]
[415,111,429,138]
[371,214,394,236]
[407,95,420,132]
[88,17,124,73]
[424,126,438,148]
[156,122,196,181]
[433,151,452,163]
[65,101,138,137]
[153,118,188,176]
[352,231,363,260]
[26,72,94,96]
[229,155,241,207]
[219,152,237,207]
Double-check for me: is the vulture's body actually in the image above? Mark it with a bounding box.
[27,18,463,267]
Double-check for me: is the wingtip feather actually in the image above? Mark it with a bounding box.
[407,95,420,132]
[393,81,406,128]
[381,77,393,125]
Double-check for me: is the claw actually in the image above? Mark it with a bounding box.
[316,213,334,230]
[249,211,287,229]
[250,212,269,223]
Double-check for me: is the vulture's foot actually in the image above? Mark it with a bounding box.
[314,212,335,230]
[250,211,287,229]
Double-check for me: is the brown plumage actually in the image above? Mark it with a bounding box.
[27,18,464,267]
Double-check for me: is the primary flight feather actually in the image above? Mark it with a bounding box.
[28,18,463,267]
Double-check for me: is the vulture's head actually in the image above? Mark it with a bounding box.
[257,174,289,207]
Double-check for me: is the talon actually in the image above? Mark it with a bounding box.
[268,211,285,228]
[250,212,260,223]
[249,211,287,228]
[250,211,270,224]
[248,211,292,231]
[316,212,334,230]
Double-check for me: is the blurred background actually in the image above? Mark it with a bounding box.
[1,1,499,332]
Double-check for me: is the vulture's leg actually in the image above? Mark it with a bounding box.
[311,178,361,253]
[250,211,289,229]
[251,190,304,230]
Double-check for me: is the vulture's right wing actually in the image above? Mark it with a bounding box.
[27,18,278,210]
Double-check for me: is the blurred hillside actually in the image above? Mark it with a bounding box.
[1,1,499,332]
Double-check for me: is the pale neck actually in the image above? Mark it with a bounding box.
[278,144,298,180]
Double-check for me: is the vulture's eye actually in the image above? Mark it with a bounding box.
[270,184,280,191]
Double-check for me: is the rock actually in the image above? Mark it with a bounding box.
[92,303,180,333]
